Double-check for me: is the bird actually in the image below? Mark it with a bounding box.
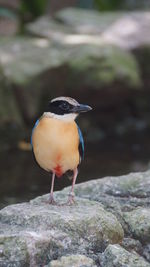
[31,96,92,205]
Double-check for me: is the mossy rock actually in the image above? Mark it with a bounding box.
[0,197,123,266]
[101,244,150,267]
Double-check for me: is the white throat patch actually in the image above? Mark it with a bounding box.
[43,112,78,121]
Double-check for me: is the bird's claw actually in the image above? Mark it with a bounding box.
[46,196,58,205]
[67,192,75,205]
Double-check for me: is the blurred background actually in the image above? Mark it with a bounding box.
[0,0,150,208]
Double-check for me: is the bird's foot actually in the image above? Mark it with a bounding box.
[67,192,75,205]
[46,196,58,205]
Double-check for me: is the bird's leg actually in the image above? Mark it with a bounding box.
[48,172,57,205]
[67,168,78,205]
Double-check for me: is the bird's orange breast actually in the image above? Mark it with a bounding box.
[32,116,80,176]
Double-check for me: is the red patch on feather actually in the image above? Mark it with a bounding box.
[54,165,62,177]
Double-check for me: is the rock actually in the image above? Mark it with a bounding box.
[0,34,141,122]
[1,170,150,265]
[56,8,150,50]
[123,208,150,243]
[0,36,140,88]
[55,8,122,35]
[122,237,143,254]
[62,170,150,208]
[60,170,150,255]
[101,244,150,267]
[0,37,69,120]
[47,254,96,267]
[26,16,73,39]
[143,244,150,262]
[67,44,140,88]
[0,37,66,85]
[0,197,123,266]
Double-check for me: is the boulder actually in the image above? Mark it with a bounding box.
[1,170,150,266]
[56,8,150,50]
[123,208,150,243]
[0,197,123,266]
[61,170,150,219]
[0,34,140,122]
[101,244,150,267]
[47,254,96,267]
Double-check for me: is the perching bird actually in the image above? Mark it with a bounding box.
[31,96,92,205]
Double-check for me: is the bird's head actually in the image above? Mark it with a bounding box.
[44,96,92,121]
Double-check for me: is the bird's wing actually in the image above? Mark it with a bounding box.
[77,124,84,162]
[31,119,39,147]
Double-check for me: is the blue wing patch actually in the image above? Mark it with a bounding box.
[31,119,39,147]
[77,124,84,162]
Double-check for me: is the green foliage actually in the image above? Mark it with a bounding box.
[20,0,48,18]
[94,0,122,11]
[19,0,48,32]
[0,0,48,33]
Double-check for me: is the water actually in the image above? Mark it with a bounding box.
[1,131,150,209]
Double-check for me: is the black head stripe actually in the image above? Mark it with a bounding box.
[46,100,74,115]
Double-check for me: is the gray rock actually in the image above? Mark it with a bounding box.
[0,197,123,266]
[63,170,150,208]
[67,44,140,88]
[101,244,150,267]
[122,237,143,254]
[0,37,67,85]
[0,35,140,122]
[55,8,122,35]
[0,37,69,120]
[61,170,150,257]
[47,254,96,267]
[56,8,150,50]
[1,170,150,266]
[26,16,74,40]
[143,244,150,262]
[0,36,140,88]
[123,208,150,243]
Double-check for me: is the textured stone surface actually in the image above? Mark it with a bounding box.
[0,36,140,88]
[101,244,150,267]
[0,197,123,266]
[123,208,150,243]
[0,37,66,85]
[47,254,96,267]
[60,170,150,232]
[60,170,150,265]
[56,8,150,50]
[63,170,150,209]
[1,170,150,266]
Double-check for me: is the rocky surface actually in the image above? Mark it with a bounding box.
[0,197,123,266]
[55,8,150,50]
[1,170,150,266]
[101,244,150,267]
[47,255,96,267]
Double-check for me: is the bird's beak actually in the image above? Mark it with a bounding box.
[72,104,92,113]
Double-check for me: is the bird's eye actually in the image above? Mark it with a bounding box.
[60,102,68,110]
